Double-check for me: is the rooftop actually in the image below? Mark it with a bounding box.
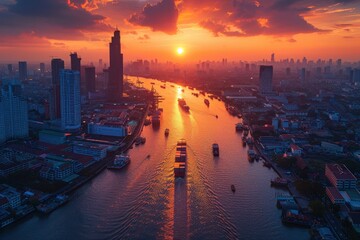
[326,164,357,180]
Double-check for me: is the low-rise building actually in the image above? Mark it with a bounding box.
[321,141,344,154]
[0,185,21,208]
[73,142,108,160]
[326,187,345,205]
[325,164,357,190]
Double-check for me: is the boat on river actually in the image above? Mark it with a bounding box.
[108,154,131,169]
[231,184,236,193]
[212,143,219,156]
[204,99,210,106]
[165,128,169,136]
[174,139,187,178]
[178,98,190,112]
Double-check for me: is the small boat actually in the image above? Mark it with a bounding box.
[237,114,242,118]
[146,154,151,159]
[247,149,256,161]
[231,184,236,193]
[160,85,166,89]
[215,115,218,118]
[263,161,272,168]
[212,143,219,157]
[204,99,210,106]
[235,123,243,132]
[108,154,131,169]
[271,177,288,187]
[165,128,169,136]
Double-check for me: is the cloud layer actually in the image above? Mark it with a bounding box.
[128,0,179,34]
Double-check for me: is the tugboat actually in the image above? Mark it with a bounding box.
[247,149,256,161]
[108,154,131,169]
[231,184,236,193]
[212,143,219,156]
[178,98,190,112]
[235,123,243,132]
[204,99,210,106]
[164,128,169,137]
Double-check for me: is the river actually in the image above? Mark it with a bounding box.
[1,77,309,240]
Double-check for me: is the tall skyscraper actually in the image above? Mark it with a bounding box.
[60,70,81,130]
[50,58,65,119]
[108,29,123,102]
[70,52,81,72]
[0,80,28,143]
[18,61,27,81]
[85,66,96,93]
[40,63,45,74]
[259,65,273,95]
[7,64,13,77]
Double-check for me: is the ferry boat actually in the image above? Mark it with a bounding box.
[36,195,69,214]
[271,177,289,187]
[160,85,166,89]
[281,209,312,228]
[152,110,161,127]
[135,136,146,145]
[108,154,131,169]
[263,161,272,168]
[204,99,210,106]
[236,123,244,131]
[174,139,187,178]
[178,98,190,112]
[212,143,219,156]
[165,128,169,136]
[247,149,256,161]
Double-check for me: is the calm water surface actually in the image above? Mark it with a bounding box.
[2,77,309,239]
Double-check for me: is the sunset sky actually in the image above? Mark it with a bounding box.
[0,0,359,64]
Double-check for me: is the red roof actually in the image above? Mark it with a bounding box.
[326,164,357,180]
[326,187,344,200]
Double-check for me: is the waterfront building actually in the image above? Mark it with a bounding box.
[325,164,357,190]
[108,29,123,101]
[50,58,65,119]
[259,65,273,95]
[73,142,108,160]
[18,61,27,81]
[87,122,128,137]
[60,70,81,131]
[39,130,66,145]
[0,185,21,209]
[0,80,28,143]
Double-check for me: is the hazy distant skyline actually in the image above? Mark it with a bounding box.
[0,0,359,63]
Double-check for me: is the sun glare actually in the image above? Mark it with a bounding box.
[176,47,184,55]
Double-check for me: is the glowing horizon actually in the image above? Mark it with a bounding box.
[0,0,359,63]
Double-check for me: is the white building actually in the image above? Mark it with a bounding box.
[73,142,108,160]
[88,122,128,137]
[0,80,28,143]
[60,70,81,131]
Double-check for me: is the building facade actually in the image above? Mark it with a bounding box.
[60,70,81,131]
[259,65,273,95]
[108,29,123,101]
[0,80,28,143]
[325,164,357,190]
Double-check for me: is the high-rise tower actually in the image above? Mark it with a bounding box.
[50,58,64,119]
[259,65,273,95]
[60,70,81,131]
[108,29,123,101]
[18,61,27,81]
[70,52,81,72]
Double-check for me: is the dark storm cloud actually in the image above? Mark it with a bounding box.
[128,0,179,34]
[0,0,111,39]
[179,0,359,37]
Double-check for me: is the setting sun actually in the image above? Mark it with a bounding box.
[176,47,184,55]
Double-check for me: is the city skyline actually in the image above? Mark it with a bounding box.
[0,0,359,63]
